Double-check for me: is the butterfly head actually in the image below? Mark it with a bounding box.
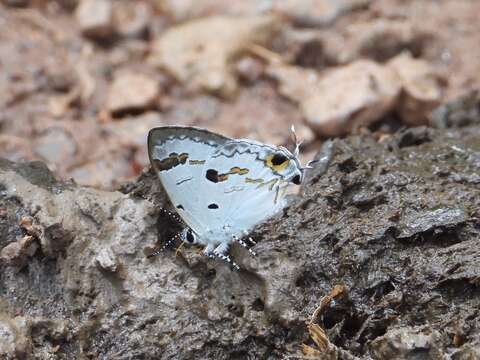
[265,147,304,185]
[266,125,318,186]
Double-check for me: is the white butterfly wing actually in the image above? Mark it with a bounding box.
[148,126,230,237]
[198,140,289,238]
[149,127,293,246]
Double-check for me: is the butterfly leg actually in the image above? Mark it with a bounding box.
[242,230,257,245]
[210,242,240,270]
[203,243,215,258]
[147,232,182,258]
[233,235,256,257]
[147,208,185,257]
[160,208,183,224]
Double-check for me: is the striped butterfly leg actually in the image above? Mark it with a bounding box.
[204,242,240,270]
[147,232,182,258]
[203,243,216,260]
[159,207,183,224]
[242,230,257,245]
[148,208,185,258]
[233,235,257,257]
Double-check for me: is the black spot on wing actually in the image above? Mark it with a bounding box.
[177,204,184,210]
[206,169,219,183]
[208,203,219,209]
[206,168,245,183]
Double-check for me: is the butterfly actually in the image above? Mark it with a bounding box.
[147,126,314,269]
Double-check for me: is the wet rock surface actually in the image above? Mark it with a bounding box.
[1,121,480,358]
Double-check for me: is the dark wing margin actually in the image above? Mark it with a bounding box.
[147,126,232,165]
[147,126,233,234]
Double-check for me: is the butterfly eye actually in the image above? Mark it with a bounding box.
[292,175,301,185]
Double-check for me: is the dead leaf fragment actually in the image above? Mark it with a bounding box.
[299,285,346,359]
[308,323,330,352]
[310,284,345,324]
[301,324,338,359]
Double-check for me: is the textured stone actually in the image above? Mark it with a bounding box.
[340,19,432,62]
[107,72,159,115]
[388,52,444,125]
[270,0,370,27]
[269,60,400,136]
[149,15,279,97]
[76,0,114,39]
[1,121,480,358]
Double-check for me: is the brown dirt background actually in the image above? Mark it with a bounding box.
[1,1,480,359]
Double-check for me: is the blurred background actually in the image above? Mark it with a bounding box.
[0,0,478,189]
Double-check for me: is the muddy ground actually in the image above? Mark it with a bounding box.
[1,0,480,359]
[1,112,480,359]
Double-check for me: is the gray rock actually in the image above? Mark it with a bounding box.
[268,60,400,136]
[398,208,467,239]
[431,89,480,128]
[370,326,449,359]
[33,128,77,166]
[1,123,480,358]
[0,316,31,359]
[113,1,151,39]
[149,15,280,97]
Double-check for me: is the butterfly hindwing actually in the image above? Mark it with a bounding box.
[148,126,230,237]
[148,126,301,256]
[201,140,289,237]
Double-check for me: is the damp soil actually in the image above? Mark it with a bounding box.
[252,123,480,358]
[1,120,479,359]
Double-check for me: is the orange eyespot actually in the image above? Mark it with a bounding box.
[265,153,289,171]
[271,153,288,166]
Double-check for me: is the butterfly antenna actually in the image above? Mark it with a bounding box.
[291,124,319,171]
[302,159,318,170]
[290,125,303,158]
